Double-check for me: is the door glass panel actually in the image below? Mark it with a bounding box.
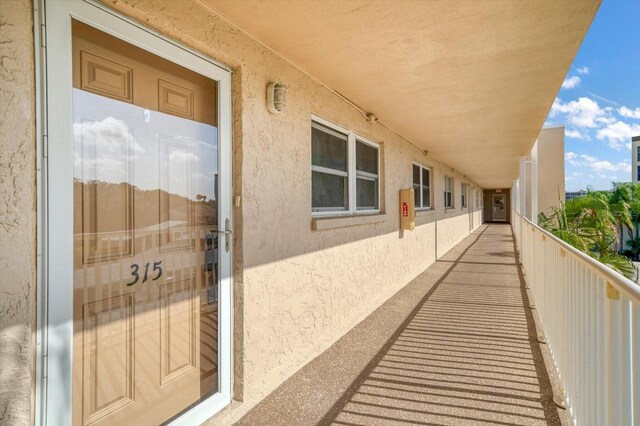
[493,194,506,220]
[72,21,220,426]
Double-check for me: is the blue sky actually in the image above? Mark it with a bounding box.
[544,0,640,191]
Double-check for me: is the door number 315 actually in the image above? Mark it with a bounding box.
[127,261,163,286]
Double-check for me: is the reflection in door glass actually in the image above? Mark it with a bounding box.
[72,87,220,424]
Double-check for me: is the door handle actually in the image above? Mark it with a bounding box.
[215,218,232,252]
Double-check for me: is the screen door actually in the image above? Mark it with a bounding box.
[70,20,223,425]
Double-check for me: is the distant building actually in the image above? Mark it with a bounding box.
[632,135,640,182]
[566,190,587,200]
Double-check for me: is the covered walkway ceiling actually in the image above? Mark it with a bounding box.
[204,0,600,189]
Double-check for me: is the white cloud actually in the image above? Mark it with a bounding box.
[169,151,199,162]
[565,129,587,139]
[596,121,640,150]
[578,154,630,173]
[566,151,630,174]
[576,66,589,75]
[550,97,608,128]
[561,75,581,89]
[619,106,640,119]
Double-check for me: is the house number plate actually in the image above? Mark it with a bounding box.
[127,261,163,286]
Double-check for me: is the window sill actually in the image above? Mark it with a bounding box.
[444,207,456,212]
[416,208,434,215]
[312,213,386,231]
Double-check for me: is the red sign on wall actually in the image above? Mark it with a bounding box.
[402,202,408,217]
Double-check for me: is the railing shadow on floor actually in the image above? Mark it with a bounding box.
[317,225,563,426]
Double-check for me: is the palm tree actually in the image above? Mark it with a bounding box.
[538,192,637,281]
[607,183,633,250]
[625,237,640,261]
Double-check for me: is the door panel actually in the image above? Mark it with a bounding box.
[159,278,197,386]
[72,21,220,426]
[81,294,135,425]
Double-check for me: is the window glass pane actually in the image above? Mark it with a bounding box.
[462,184,466,207]
[312,171,347,210]
[422,187,430,207]
[356,178,378,210]
[422,168,430,189]
[312,124,347,171]
[413,165,421,207]
[356,141,378,175]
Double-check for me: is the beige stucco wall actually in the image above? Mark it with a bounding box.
[90,4,485,421]
[536,127,565,217]
[0,0,36,424]
[1,0,486,423]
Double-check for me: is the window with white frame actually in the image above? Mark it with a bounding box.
[461,183,468,208]
[412,163,431,209]
[355,139,379,210]
[475,190,480,208]
[444,176,454,208]
[311,118,380,214]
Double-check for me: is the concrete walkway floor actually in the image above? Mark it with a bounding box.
[236,224,569,426]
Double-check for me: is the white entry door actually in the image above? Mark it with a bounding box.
[492,193,507,221]
[43,2,232,425]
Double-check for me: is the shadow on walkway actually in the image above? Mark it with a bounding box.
[236,224,568,426]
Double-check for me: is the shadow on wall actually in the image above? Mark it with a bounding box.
[236,224,563,425]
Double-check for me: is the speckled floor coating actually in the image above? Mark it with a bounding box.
[236,224,569,426]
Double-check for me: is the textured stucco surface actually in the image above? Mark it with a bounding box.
[2,0,488,423]
[93,2,483,422]
[0,0,36,424]
[204,0,599,189]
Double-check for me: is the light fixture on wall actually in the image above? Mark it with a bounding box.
[267,82,287,114]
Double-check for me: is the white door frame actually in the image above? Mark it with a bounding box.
[492,193,507,222]
[38,1,233,424]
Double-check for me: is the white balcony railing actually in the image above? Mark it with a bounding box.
[513,210,640,426]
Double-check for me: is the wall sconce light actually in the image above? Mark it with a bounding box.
[267,82,287,114]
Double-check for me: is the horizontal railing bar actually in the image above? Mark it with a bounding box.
[519,214,640,305]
